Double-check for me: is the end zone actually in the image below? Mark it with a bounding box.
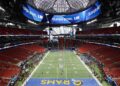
[25,78,99,86]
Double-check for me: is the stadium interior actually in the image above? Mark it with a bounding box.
[0,0,120,86]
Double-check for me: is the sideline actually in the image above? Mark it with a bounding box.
[22,51,50,86]
[74,51,102,86]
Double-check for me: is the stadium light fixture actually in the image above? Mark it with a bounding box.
[73,24,78,27]
[0,6,5,12]
[86,19,97,24]
[27,20,38,25]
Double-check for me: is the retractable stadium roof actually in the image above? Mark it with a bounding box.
[27,0,96,14]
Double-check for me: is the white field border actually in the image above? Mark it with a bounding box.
[22,51,50,86]
[74,51,102,86]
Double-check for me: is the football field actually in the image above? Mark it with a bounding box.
[25,50,100,86]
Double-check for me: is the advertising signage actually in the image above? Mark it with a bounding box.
[22,1,101,25]
[22,4,45,22]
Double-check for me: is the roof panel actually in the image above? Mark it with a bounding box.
[27,0,96,14]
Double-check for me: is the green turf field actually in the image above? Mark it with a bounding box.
[32,50,92,79]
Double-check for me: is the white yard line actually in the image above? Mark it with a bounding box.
[63,51,67,79]
[57,64,58,79]
[74,51,102,86]
[66,62,67,79]
[57,54,60,79]
[64,53,67,79]
[22,51,50,86]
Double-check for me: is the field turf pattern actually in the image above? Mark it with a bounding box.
[32,50,92,79]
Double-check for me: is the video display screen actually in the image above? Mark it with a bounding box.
[22,0,101,25]
[22,4,45,22]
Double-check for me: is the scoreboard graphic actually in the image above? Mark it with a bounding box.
[25,78,99,86]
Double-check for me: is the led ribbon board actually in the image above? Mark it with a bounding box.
[22,1,101,24]
[22,4,44,22]
[50,1,101,24]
